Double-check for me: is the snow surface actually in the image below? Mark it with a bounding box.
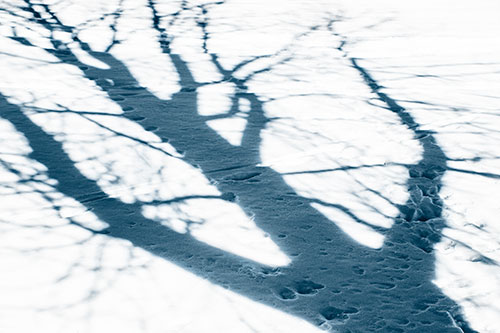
[1,0,500,332]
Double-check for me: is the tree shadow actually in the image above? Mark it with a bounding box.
[0,1,482,332]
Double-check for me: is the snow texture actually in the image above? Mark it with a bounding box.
[1,0,500,332]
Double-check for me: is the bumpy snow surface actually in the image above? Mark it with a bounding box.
[1,1,500,332]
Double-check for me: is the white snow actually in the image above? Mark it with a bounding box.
[1,0,500,332]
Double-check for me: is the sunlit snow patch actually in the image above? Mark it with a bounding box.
[206,117,248,146]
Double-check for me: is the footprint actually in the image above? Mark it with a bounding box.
[220,192,236,202]
[352,265,365,275]
[277,287,297,300]
[320,306,359,321]
[294,280,325,295]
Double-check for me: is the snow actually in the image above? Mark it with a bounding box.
[1,0,500,332]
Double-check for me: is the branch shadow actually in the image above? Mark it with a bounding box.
[0,1,484,332]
